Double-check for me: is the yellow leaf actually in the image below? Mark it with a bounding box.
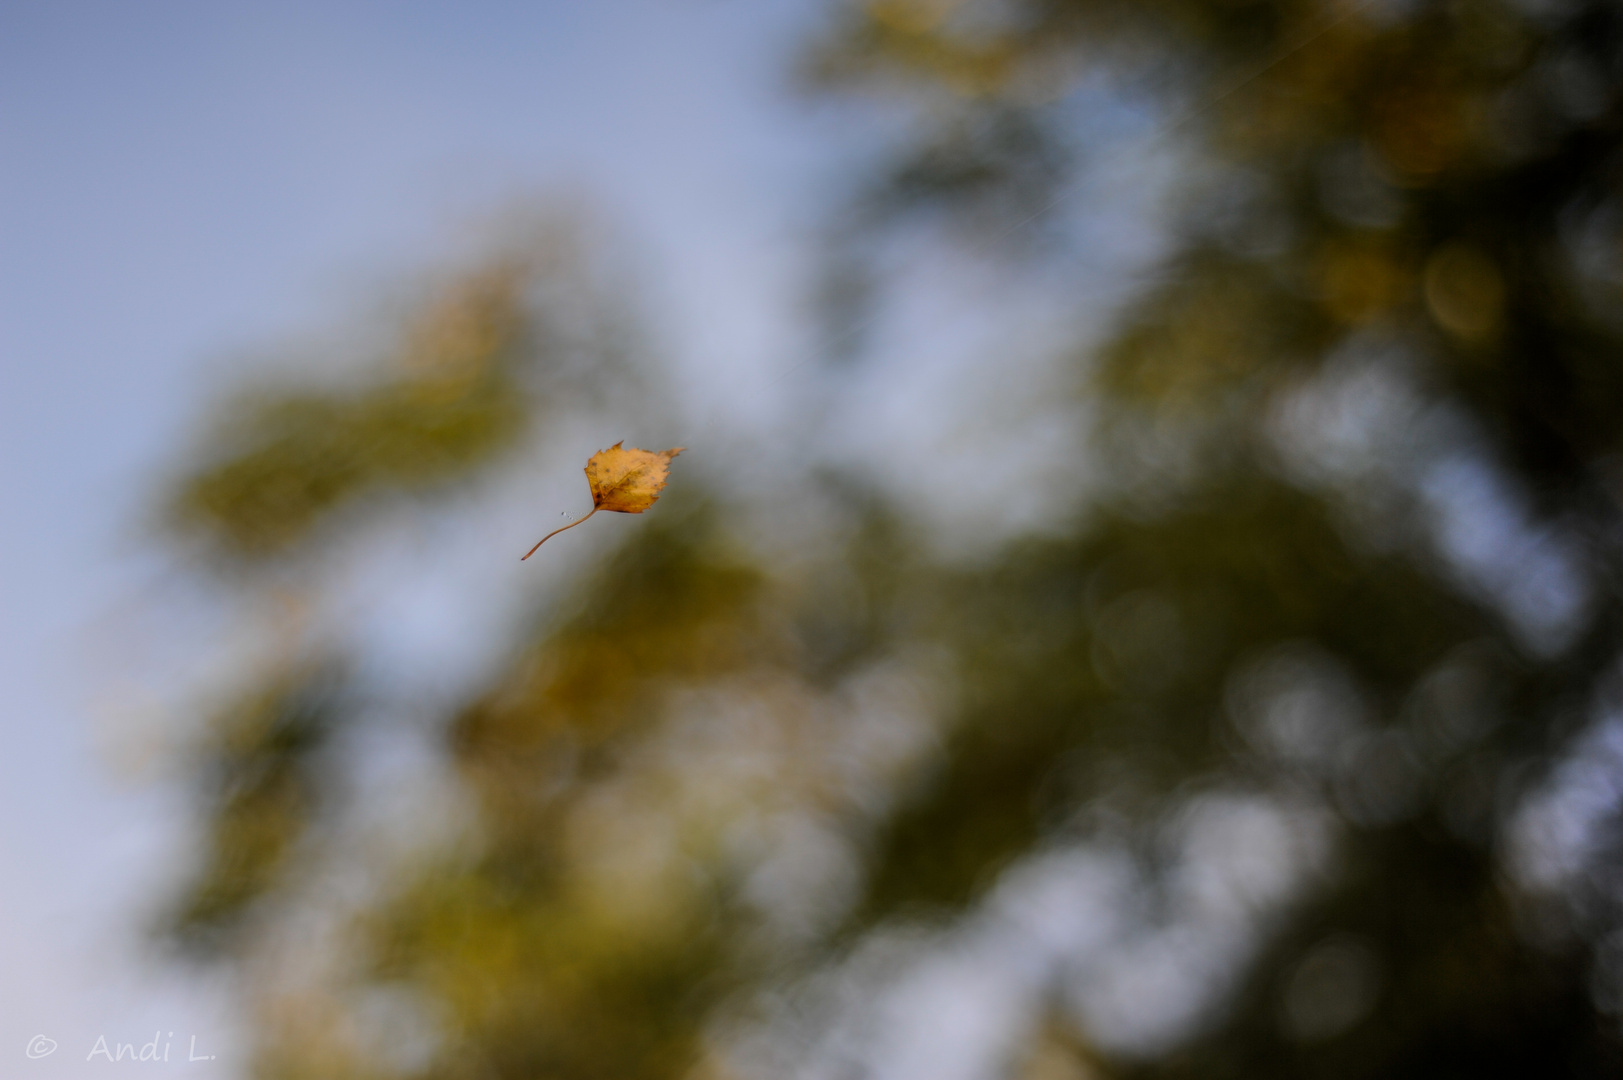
[585,442,684,513]
[522,442,684,560]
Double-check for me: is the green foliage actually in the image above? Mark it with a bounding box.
[371,512,766,1080]
[855,476,1485,925]
[168,661,347,953]
[169,262,545,559]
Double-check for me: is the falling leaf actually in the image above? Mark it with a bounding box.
[522,442,684,560]
[584,442,685,513]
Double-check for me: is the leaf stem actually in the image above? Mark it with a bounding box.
[521,506,598,560]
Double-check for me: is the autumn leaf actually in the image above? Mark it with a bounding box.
[522,442,684,560]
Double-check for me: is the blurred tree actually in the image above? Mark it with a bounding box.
[804,1,1623,1078]
[149,3,1623,1080]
